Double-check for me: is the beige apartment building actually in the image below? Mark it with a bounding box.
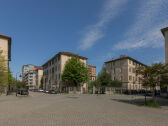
[88,64,96,81]
[42,52,88,92]
[0,34,11,86]
[0,34,11,67]
[35,67,43,89]
[105,55,146,90]
[161,27,168,64]
[161,27,168,96]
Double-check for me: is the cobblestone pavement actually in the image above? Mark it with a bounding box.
[0,92,168,126]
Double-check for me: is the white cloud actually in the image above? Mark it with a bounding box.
[113,0,168,50]
[79,0,129,50]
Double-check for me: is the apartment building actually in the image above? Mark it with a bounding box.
[161,27,168,96]
[0,34,11,63]
[22,65,43,89]
[42,52,88,92]
[22,64,36,81]
[0,34,11,86]
[35,67,43,89]
[24,69,36,89]
[105,55,145,90]
[88,64,96,81]
[161,27,168,64]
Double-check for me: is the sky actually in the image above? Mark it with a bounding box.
[0,0,168,78]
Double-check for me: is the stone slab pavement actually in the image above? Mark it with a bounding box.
[0,92,168,126]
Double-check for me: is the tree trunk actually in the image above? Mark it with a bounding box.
[152,86,156,102]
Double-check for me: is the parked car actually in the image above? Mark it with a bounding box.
[38,89,44,92]
[48,90,57,94]
[43,90,49,93]
[16,88,29,96]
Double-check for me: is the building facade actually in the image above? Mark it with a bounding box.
[42,52,88,92]
[35,67,43,89]
[161,27,168,96]
[22,64,36,81]
[105,55,145,90]
[88,65,96,81]
[22,65,43,89]
[0,34,11,86]
[161,27,168,64]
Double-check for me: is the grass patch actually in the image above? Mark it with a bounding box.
[144,100,161,108]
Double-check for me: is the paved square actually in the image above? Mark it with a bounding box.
[0,92,168,126]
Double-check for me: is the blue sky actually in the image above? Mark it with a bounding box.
[0,0,167,78]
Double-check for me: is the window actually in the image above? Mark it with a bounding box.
[133,76,135,81]
[133,62,136,65]
[119,68,122,73]
[129,60,132,64]
[120,76,122,81]
[129,67,131,72]
[52,67,54,73]
[129,75,132,81]
[133,68,135,73]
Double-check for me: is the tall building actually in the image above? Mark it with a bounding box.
[0,34,11,63]
[42,52,88,92]
[22,65,43,89]
[0,34,11,86]
[161,27,168,64]
[105,55,146,90]
[35,67,43,89]
[22,64,36,81]
[88,64,96,81]
[161,27,168,96]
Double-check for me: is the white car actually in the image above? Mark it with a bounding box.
[38,89,44,92]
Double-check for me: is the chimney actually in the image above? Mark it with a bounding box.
[120,55,126,58]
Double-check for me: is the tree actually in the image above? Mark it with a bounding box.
[109,80,123,87]
[137,63,168,102]
[62,57,89,88]
[16,81,26,89]
[40,77,43,89]
[0,50,8,92]
[97,67,111,87]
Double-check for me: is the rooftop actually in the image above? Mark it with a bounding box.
[105,55,146,66]
[43,52,88,66]
[161,27,168,36]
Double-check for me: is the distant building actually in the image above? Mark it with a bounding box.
[105,55,146,90]
[22,65,36,81]
[22,65,43,89]
[42,52,88,92]
[35,67,43,89]
[88,64,96,81]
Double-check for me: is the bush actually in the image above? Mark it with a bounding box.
[144,100,161,108]
[109,80,123,87]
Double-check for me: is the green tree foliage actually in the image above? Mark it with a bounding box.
[8,68,14,85]
[89,80,100,88]
[62,57,89,87]
[16,81,26,89]
[109,80,123,87]
[0,50,8,87]
[137,63,168,102]
[40,77,43,89]
[97,67,111,87]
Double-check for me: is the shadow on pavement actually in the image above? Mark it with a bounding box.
[111,96,168,107]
